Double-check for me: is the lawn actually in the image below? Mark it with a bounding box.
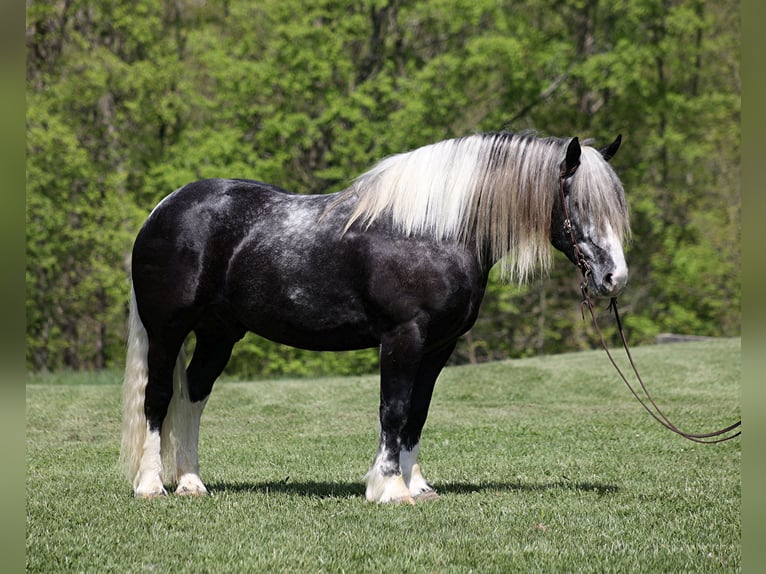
[26,338,740,572]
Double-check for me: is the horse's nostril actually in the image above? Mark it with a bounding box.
[604,273,614,286]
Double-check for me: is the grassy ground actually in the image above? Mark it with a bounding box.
[26,338,740,572]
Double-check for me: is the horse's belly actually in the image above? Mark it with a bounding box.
[239,305,379,352]
[229,280,379,351]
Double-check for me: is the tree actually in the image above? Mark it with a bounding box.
[25,0,740,375]
[26,0,191,369]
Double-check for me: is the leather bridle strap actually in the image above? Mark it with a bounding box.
[558,166,591,280]
[558,172,741,444]
[584,295,741,443]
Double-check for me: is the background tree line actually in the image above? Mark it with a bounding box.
[26,0,740,377]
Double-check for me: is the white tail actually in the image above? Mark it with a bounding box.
[119,284,191,490]
[119,285,151,486]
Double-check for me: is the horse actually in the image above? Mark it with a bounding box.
[120,132,630,503]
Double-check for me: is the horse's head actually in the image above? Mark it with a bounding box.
[551,135,630,297]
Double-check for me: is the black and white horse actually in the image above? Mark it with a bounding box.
[120,132,629,502]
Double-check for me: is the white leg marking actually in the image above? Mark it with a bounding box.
[401,444,438,499]
[173,398,209,496]
[134,425,167,498]
[161,350,209,496]
[365,448,413,504]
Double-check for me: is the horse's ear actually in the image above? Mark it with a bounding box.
[561,137,581,177]
[599,134,622,162]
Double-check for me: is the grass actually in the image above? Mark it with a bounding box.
[26,338,741,572]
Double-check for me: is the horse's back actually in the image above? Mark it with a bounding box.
[140,178,288,234]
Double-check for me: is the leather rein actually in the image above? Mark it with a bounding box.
[557,168,741,444]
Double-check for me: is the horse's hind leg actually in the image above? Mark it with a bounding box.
[400,341,456,500]
[134,336,185,498]
[168,327,241,495]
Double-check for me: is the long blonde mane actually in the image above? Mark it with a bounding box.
[339,132,629,283]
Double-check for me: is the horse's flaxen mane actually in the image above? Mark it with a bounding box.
[339,132,630,282]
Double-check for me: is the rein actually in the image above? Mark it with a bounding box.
[557,170,741,444]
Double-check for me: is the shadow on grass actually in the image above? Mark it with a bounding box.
[440,480,618,496]
[205,479,618,498]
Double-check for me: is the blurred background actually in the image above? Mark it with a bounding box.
[25,0,740,379]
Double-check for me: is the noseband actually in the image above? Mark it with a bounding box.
[557,169,741,444]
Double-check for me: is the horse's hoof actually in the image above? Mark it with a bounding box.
[413,489,440,502]
[175,485,209,496]
[389,495,416,505]
[134,487,167,499]
[175,474,209,496]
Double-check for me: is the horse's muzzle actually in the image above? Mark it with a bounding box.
[590,268,628,298]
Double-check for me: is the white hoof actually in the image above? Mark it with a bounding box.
[401,448,438,500]
[405,463,434,497]
[366,472,413,503]
[134,474,167,498]
[175,473,209,496]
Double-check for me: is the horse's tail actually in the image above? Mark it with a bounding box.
[119,284,151,486]
[119,283,188,487]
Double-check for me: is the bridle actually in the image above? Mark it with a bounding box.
[557,168,741,444]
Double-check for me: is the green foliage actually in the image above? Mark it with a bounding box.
[221,333,380,380]
[26,0,740,376]
[26,340,741,572]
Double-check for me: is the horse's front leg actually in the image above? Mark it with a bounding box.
[400,340,457,500]
[366,323,424,504]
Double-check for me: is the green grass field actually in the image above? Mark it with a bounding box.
[26,338,740,572]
